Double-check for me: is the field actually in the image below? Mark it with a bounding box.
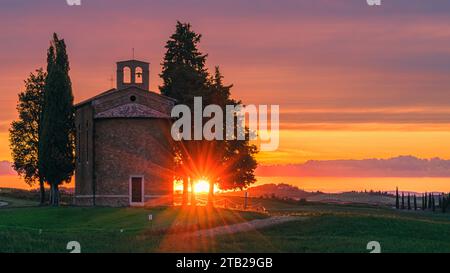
[0,195,450,253]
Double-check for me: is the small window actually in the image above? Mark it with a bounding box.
[123,67,131,83]
[130,95,136,102]
[135,67,143,83]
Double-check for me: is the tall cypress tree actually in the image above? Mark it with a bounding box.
[38,33,75,206]
[160,22,208,206]
[432,195,436,212]
[424,193,428,209]
[395,187,399,209]
[160,22,257,206]
[429,193,433,209]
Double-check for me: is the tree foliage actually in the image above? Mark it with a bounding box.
[38,33,75,206]
[160,22,258,205]
[9,69,47,204]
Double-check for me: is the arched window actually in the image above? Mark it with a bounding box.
[135,67,143,84]
[123,66,131,83]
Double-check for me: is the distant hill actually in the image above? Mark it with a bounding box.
[220,183,317,200]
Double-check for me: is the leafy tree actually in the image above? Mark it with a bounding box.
[204,67,257,205]
[9,69,46,204]
[38,33,75,206]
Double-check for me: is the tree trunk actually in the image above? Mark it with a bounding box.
[50,183,60,206]
[54,184,60,206]
[207,181,214,207]
[182,177,189,206]
[39,178,45,206]
[49,185,53,205]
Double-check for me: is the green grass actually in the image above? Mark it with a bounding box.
[0,206,265,252]
[211,200,450,253]
[1,198,450,253]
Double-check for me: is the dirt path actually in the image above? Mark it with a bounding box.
[158,215,305,252]
[0,201,8,207]
[191,216,303,237]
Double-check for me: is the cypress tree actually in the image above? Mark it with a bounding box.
[395,187,399,209]
[429,193,433,209]
[439,195,442,208]
[424,193,427,209]
[38,33,75,206]
[160,22,257,206]
[432,195,436,212]
[160,21,209,206]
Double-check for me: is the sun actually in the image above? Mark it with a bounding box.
[194,179,211,193]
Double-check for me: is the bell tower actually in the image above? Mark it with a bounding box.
[116,60,150,91]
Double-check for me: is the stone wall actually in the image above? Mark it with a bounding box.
[93,118,174,206]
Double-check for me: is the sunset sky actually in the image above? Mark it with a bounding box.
[2,0,450,190]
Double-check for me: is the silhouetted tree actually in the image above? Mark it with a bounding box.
[160,22,257,206]
[429,193,433,209]
[38,33,75,206]
[424,193,427,210]
[395,187,399,209]
[9,69,46,205]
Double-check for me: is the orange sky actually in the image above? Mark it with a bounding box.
[2,1,450,190]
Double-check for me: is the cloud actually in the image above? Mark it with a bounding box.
[257,156,450,177]
[0,161,17,176]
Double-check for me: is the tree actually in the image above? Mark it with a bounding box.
[160,22,257,206]
[432,195,436,212]
[9,69,47,204]
[38,33,75,206]
[204,67,257,205]
[429,193,433,209]
[160,21,209,206]
[423,193,427,210]
[395,187,399,209]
